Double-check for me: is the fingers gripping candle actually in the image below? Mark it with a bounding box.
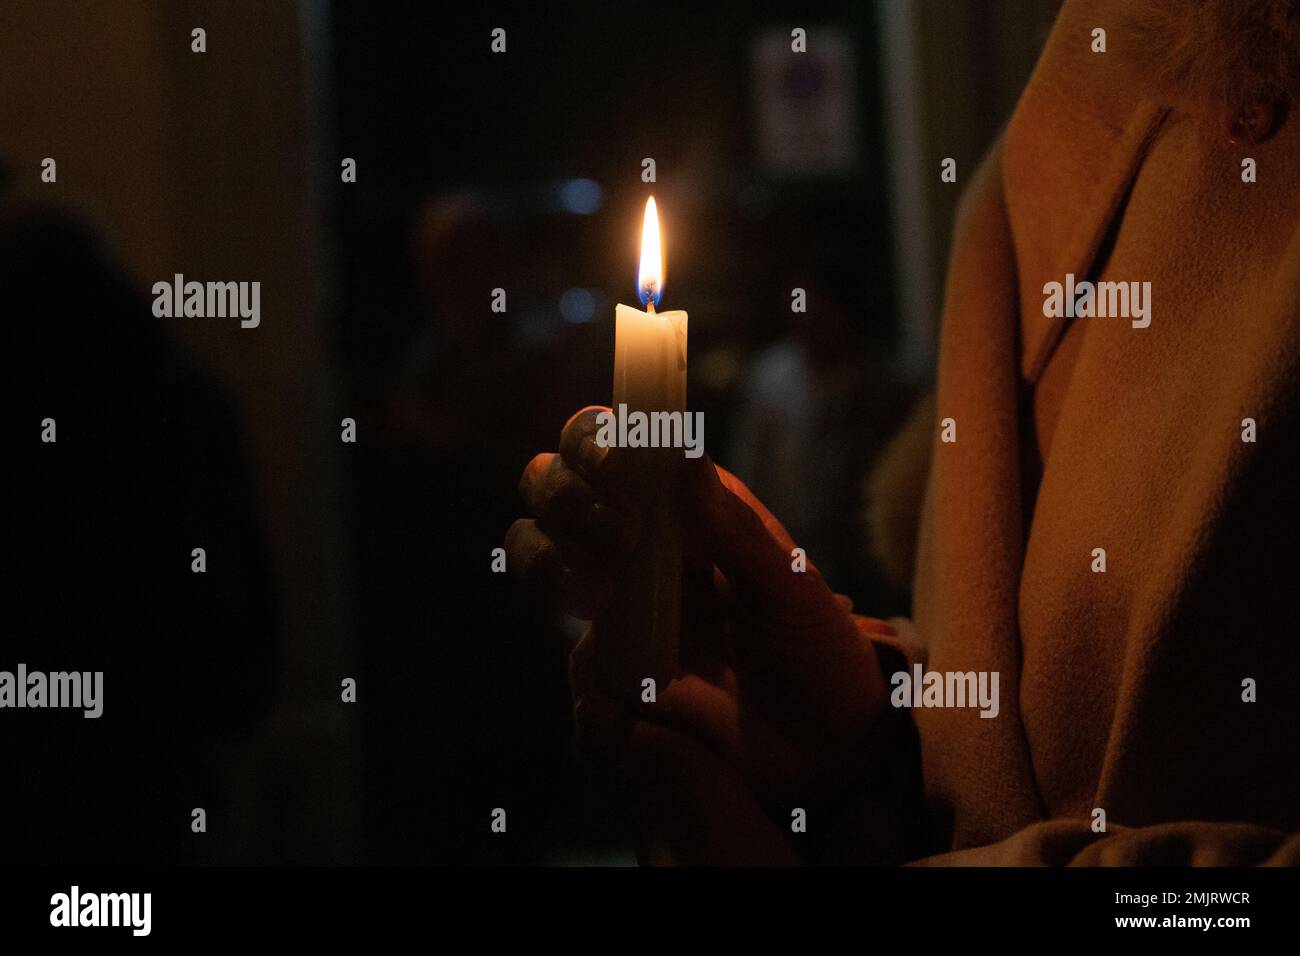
[606,197,686,700]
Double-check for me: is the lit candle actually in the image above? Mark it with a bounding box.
[609,197,686,698]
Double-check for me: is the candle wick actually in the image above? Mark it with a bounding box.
[646,299,656,315]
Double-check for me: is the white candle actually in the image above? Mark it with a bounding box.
[608,197,687,698]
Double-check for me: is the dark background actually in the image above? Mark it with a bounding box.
[1,0,1057,864]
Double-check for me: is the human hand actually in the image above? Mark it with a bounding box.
[507,406,897,861]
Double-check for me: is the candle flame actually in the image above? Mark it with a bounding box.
[638,196,663,309]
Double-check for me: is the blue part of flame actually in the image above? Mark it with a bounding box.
[638,273,662,309]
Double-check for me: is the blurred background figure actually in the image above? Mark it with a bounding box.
[1,196,276,864]
[728,276,914,614]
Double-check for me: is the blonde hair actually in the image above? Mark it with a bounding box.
[1126,0,1300,115]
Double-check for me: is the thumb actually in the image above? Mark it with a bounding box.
[682,453,833,623]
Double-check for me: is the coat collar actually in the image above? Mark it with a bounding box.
[1002,0,1170,383]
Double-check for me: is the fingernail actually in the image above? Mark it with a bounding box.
[857,616,897,637]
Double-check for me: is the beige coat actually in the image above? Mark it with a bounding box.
[888,0,1300,864]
